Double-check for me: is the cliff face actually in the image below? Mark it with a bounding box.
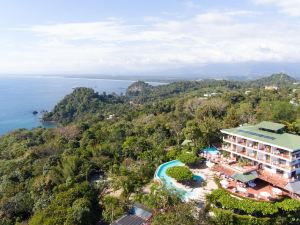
[126,81,153,96]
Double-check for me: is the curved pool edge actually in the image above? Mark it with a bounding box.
[154,159,207,181]
[154,160,207,201]
[154,159,183,181]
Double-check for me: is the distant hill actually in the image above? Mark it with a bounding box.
[248,73,298,87]
[126,81,153,95]
[43,87,125,124]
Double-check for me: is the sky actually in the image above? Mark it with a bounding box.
[0,0,300,77]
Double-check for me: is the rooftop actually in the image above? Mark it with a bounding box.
[257,121,285,133]
[285,181,300,195]
[111,215,147,225]
[232,171,258,183]
[221,121,300,151]
[111,203,152,225]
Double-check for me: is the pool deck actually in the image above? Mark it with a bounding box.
[170,167,218,202]
[191,167,218,202]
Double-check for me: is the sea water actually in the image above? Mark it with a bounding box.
[0,76,161,136]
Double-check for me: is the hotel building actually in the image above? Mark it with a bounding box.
[221,121,300,196]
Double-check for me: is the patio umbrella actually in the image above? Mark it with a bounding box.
[237,187,247,193]
[272,187,282,195]
[206,161,215,168]
[220,180,229,187]
[260,191,271,198]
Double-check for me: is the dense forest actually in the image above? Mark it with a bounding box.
[1,73,300,225]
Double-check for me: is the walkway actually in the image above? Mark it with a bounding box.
[191,166,218,203]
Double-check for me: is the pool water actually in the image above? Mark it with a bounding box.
[155,160,203,200]
[203,146,219,155]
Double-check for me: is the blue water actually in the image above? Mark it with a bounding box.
[155,160,203,200]
[203,146,219,155]
[0,76,162,136]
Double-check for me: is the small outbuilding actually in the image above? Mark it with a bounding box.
[111,203,152,225]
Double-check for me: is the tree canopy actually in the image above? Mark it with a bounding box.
[177,152,198,166]
[166,166,194,183]
[1,74,300,224]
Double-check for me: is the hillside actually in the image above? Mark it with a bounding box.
[248,73,298,87]
[41,74,300,125]
[126,81,153,95]
[1,73,300,225]
[126,79,242,103]
[43,87,126,124]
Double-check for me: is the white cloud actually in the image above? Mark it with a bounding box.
[1,9,300,74]
[183,0,201,9]
[254,0,300,16]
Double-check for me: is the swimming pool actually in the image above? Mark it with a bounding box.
[203,146,219,155]
[155,160,203,201]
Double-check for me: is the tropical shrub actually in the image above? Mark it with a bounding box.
[166,166,193,183]
[101,196,126,224]
[152,203,202,225]
[212,208,271,225]
[28,182,97,225]
[207,189,300,224]
[135,184,181,210]
[208,189,278,216]
[177,152,198,165]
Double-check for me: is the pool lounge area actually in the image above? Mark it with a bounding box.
[154,160,204,201]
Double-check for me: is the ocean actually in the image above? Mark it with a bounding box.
[0,76,162,136]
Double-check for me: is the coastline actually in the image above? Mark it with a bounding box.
[0,76,143,136]
[0,74,170,84]
[0,120,58,138]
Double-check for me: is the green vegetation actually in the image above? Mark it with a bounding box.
[101,196,126,224]
[1,73,300,224]
[43,87,127,124]
[29,183,97,225]
[126,80,153,96]
[135,184,210,224]
[212,208,271,225]
[207,189,300,225]
[166,166,194,183]
[248,73,297,87]
[135,183,181,210]
[151,203,201,225]
[177,152,199,166]
[238,157,251,167]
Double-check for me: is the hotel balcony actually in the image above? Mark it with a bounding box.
[274,163,292,170]
[237,139,247,146]
[215,154,290,187]
[272,150,291,160]
[223,136,236,143]
[222,144,231,151]
[258,146,291,160]
[216,156,290,184]
[259,145,271,153]
[222,161,258,174]
[223,146,293,171]
[223,137,292,161]
[246,140,258,148]
[257,157,271,164]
